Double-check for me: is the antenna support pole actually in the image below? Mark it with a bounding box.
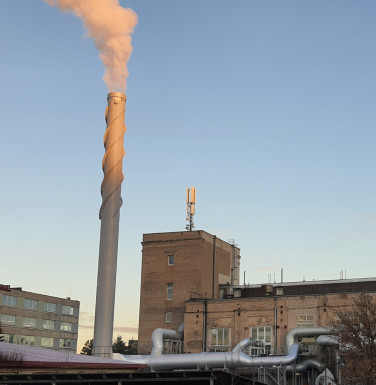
[186,187,196,231]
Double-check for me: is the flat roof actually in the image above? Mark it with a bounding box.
[0,284,79,303]
[0,342,144,370]
[222,276,376,289]
[142,230,240,250]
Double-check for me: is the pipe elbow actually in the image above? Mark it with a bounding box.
[316,335,339,347]
[151,326,184,356]
[232,337,252,352]
[286,327,331,349]
[287,359,325,373]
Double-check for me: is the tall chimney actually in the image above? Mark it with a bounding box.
[93,92,126,358]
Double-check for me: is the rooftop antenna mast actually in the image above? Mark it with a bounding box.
[186,187,196,231]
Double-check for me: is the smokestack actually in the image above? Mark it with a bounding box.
[46,0,137,359]
[92,92,126,358]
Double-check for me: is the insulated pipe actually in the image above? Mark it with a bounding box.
[147,343,300,371]
[316,335,338,347]
[116,344,300,370]
[148,351,252,371]
[316,335,340,382]
[232,337,252,352]
[287,359,325,373]
[151,323,184,356]
[117,342,299,371]
[286,327,330,349]
[118,327,338,372]
[93,92,126,358]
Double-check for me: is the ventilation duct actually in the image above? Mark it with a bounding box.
[117,342,300,371]
[117,326,340,373]
[287,359,325,373]
[286,327,331,349]
[232,337,252,352]
[316,335,338,347]
[151,323,184,356]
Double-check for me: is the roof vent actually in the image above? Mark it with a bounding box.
[262,284,273,295]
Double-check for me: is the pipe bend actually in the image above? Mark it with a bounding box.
[232,337,252,352]
[316,335,338,347]
[177,322,184,334]
[151,323,184,356]
[287,358,325,373]
[248,343,300,367]
[286,327,330,349]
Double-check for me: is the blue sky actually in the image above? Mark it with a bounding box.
[1,1,375,350]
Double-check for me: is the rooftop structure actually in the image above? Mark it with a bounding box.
[219,276,376,298]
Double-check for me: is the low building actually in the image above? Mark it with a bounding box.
[0,284,79,352]
[184,278,376,354]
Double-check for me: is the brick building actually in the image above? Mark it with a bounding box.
[0,284,79,352]
[184,278,376,354]
[137,231,240,354]
[138,230,376,359]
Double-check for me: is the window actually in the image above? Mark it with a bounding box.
[296,314,315,327]
[19,335,35,346]
[24,299,38,310]
[59,338,72,349]
[250,326,273,356]
[163,339,182,354]
[168,255,174,266]
[210,328,230,351]
[22,317,36,328]
[165,312,172,323]
[42,320,55,330]
[41,337,54,348]
[44,302,56,313]
[166,283,173,300]
[2,295,17,307]
[2,334,14,343]
[0,314,16,325]
[60,322,72,332]
[62,305,74,315]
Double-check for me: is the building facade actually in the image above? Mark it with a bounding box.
[138,231,240,354]
[184,278,376,354]
[0,284,79,352]
[136,230,376,383]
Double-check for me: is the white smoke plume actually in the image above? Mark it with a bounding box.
[46,0,138,92]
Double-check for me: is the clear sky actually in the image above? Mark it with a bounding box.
[1,1,375,352]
